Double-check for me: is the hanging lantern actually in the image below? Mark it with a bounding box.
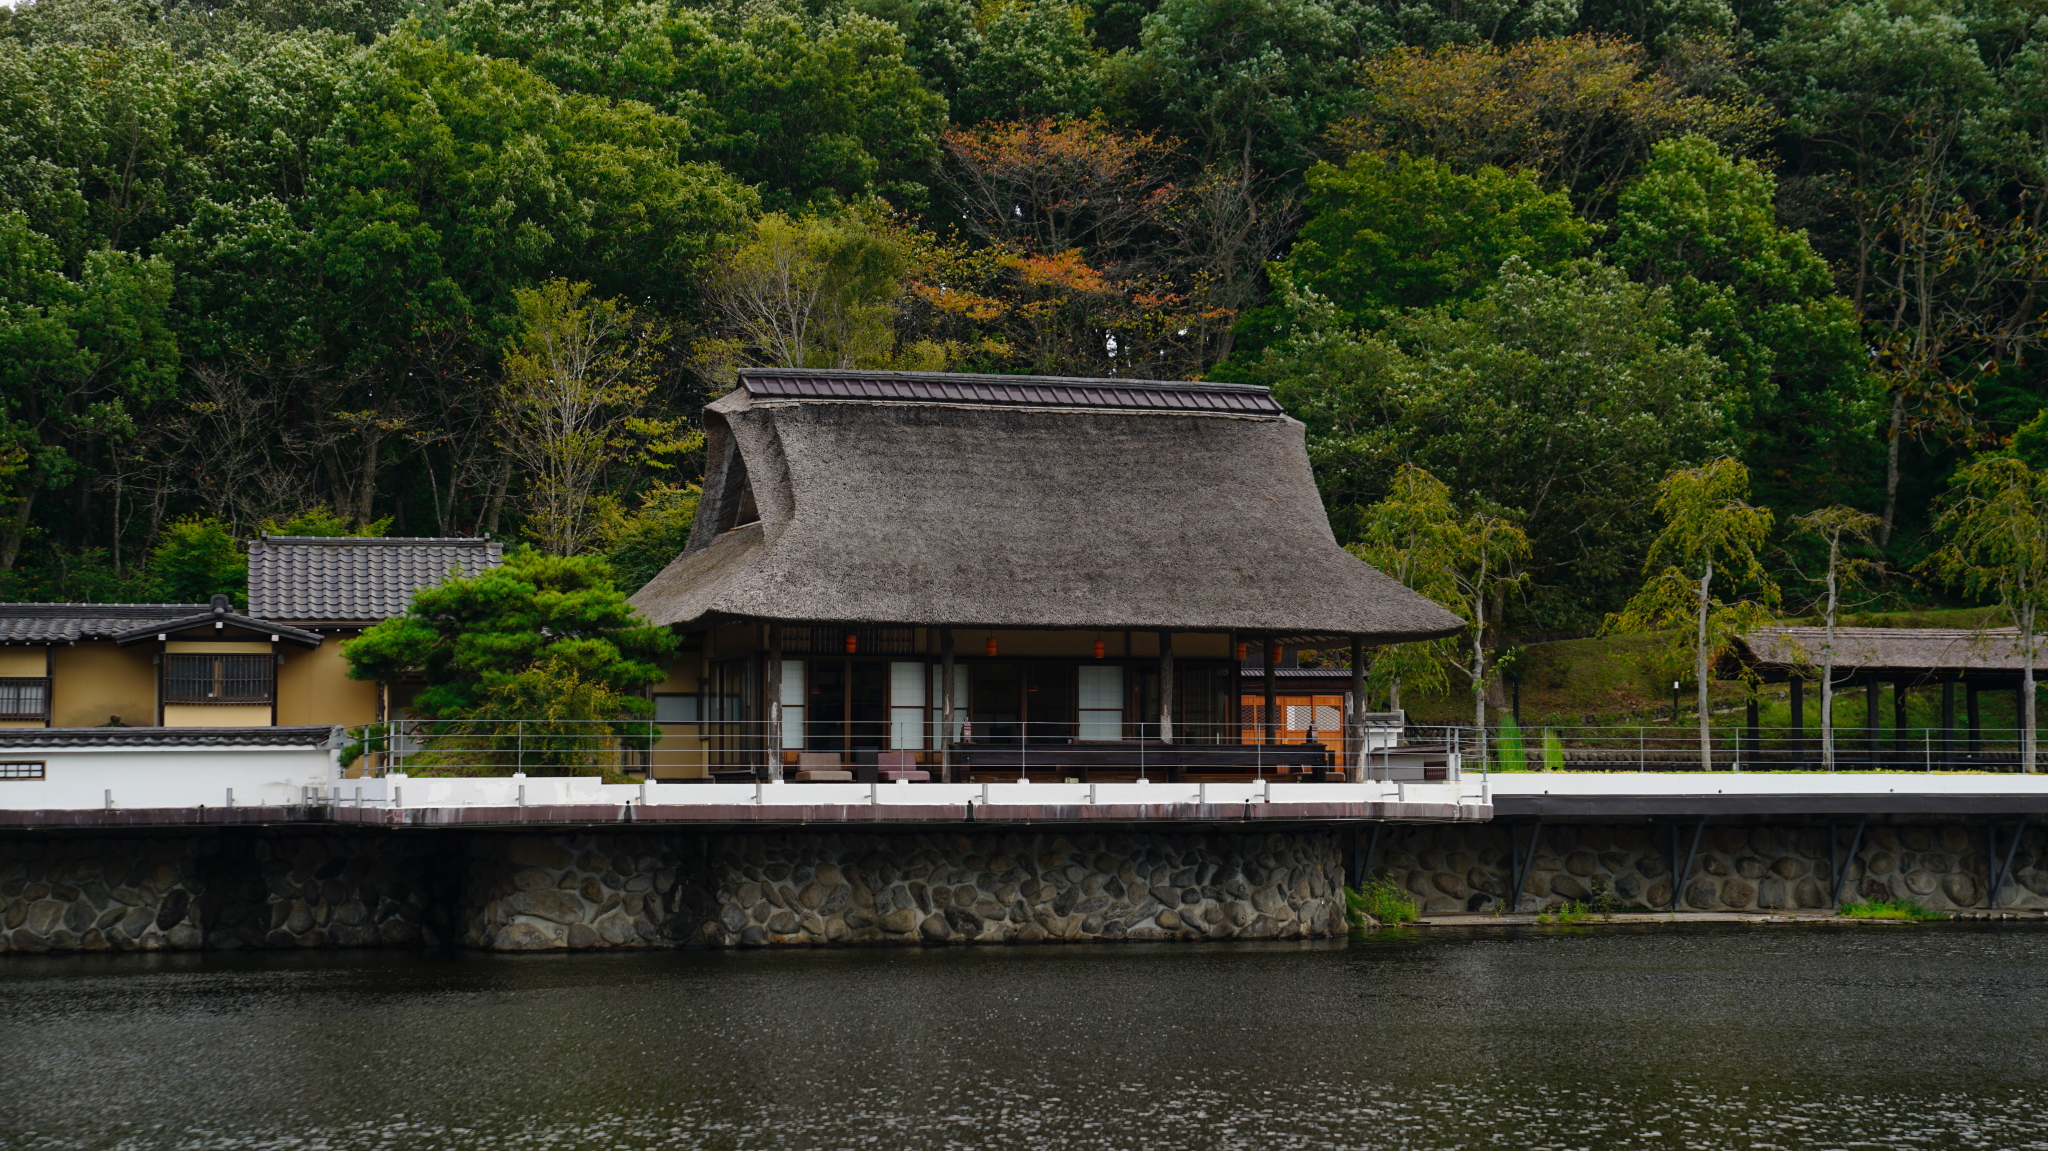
[1234,643,1248,661]
[985,637,998,657]
[1093,640,1105,659]
[844,633,858,654]
[1269,644,1283,664]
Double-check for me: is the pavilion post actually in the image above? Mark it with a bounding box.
[940,628,956,783]
[766,623,784,782]
[1865,677,1880,769]
[1968,681,1982,756]
[1894,678,1910,758]
[1349,636,1367,781]
[1941,677,1956,769]
[1158,631,1175,745]
[1262,638,1278,746]
[1790,676,1806,764]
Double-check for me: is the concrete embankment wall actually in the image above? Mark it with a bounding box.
[0,827,1346,953]
[1375,822,2048,914]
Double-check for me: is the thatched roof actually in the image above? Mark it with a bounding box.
[1731,627,2040,678]
[631,369,1465,643]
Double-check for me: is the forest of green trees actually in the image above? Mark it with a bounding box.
[4,0,2047,632]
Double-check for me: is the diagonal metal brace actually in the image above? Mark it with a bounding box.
[1989,818,2027,909]
[1508,820,1543,913]
[1830,817,1867,905]
[1671,819,1705,911]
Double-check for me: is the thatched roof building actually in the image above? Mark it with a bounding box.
[631,369,1462,643]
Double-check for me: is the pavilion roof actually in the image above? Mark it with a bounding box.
[1729,627,2038,678]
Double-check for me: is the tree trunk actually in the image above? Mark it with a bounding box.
[0,470,45,571]
[2025,603,2038,774]
[1880,389,1905,546]
[356,424,383,526]
[1820,537,1839,772]
[1471,584,1488,769]
[1696,559,1713,772]
[480,457,513,537]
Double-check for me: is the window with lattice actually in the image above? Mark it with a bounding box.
[165,654,274,704]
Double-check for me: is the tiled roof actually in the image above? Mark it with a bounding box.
[0,725,336,748]
[108,598,323,648]
[740,368,1286,415]
[0,603,212,643]
[248,536,503,622]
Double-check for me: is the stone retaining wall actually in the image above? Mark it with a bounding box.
[459,828,1345,949]
[3,826,1347,953]
[10,819,2034,953]
[1373,822,2048,914]
[0,831,445,953]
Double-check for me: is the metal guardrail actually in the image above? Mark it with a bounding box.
[341,718,2040,778]
[1479,723,2036,772]
[341,718,1417,780]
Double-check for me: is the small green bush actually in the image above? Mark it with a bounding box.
[1495,715,1527,770]
[1840,898,1940,920]
[1542,728,1566,771]
[1347,878,1420,927]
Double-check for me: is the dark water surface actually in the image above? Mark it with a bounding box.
[2,923,2045,1150]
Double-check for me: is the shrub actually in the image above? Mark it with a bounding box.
[1840,898,1940,920]
[1347,878,1420,927]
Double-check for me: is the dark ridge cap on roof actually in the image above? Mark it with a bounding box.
[737,368,1285,415]
[0,725,335,748]
[254,536,495,546]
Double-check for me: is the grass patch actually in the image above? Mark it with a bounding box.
[1839,898,1941,920]
[1347,878,1420,927]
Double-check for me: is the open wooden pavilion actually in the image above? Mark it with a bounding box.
[629,368,1464,782]
[1724,627,2040,768]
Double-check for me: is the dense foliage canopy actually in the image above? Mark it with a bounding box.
[2,0,2042,633]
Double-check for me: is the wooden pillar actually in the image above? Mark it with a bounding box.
[1349,637,1367,781]
[1894,678,1910,756]
[1790,676,1805,763]
[1865,676,1880,768]
[1942,677,1956,768]
[1746,697,1760,763]
[766,623,784,782]
[940,628,956,783]
[1157,630,1175,745]
[1262,637,1278,745]
[1968,680,1982,755]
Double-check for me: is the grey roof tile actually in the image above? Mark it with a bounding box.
[0,603,212,643]
[0,725,335,748]
[247,537,503,622]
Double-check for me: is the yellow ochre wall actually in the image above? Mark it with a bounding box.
[649,651,706,780]
[277,636,378,728]
[0,649,47,677]
[164,704,273,727]
[49,643,157,728]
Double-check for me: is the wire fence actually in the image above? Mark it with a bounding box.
[339,717,2041,778]
[1478,723,2035,772]
[343,717,1411,780]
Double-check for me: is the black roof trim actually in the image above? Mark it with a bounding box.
[739,368,1285,415]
